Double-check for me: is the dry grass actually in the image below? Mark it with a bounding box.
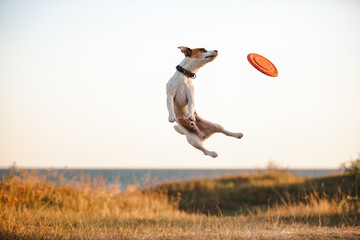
[1,170,359,239]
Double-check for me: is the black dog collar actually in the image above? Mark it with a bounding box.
[176,65,196,79]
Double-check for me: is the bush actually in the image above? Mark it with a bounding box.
[340,153,360,174]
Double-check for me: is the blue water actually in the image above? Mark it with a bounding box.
[0,168,339,191]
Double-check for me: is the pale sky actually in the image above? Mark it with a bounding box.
[1,0,360,169]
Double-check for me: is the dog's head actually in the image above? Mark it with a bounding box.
[178,46,218,65]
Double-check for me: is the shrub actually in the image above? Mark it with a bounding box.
[340,153,360,174]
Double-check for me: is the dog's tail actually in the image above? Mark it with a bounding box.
[174,125,185,135]
[177,118,197,134]
[176,115,206,140]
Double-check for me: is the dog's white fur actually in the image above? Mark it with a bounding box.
[166,47,243,158]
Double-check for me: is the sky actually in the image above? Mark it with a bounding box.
[0,0,360,169]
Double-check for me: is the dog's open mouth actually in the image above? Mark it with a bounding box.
[205,55,217,59]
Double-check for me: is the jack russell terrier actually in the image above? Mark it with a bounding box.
[166,46,243,158]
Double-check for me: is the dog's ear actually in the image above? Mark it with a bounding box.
[178,46,192,57]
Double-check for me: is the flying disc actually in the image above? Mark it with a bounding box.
[247,53,278,77]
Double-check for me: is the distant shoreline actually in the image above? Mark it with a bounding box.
[0,168,340,191]
[0,167,339,170]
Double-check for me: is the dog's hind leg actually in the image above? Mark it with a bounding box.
[214,124,243,139]
[195,113,243,139]
[173,125,185,135]
[186,133,218,158]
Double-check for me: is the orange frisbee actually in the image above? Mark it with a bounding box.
[247,53,278,77]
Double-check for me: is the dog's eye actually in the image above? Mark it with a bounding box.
[200,48,206,52]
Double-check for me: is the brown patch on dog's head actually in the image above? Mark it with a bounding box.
[189,48,208,58]
[178,47,217,60]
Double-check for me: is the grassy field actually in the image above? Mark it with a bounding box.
[0,169,359,239]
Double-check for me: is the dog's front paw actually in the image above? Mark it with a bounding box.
[187,113,195,121]
[169,115,175,123]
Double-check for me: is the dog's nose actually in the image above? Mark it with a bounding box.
[214,50,218,53]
